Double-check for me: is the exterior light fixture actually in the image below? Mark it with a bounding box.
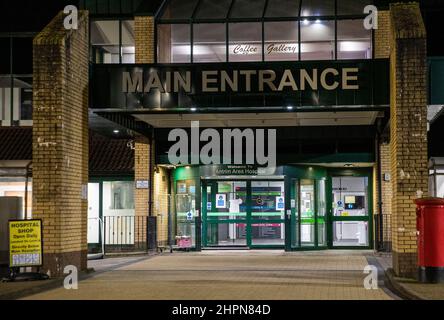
[190,107,197,112]
[303,19,309,25]
[287,106,294,110]
[315,19,321,24]
[113,129,120,134]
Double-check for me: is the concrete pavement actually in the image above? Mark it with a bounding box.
[21,250,397,300]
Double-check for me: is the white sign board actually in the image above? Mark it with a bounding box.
[215,194,226,209]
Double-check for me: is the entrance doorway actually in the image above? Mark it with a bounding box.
[202,180,285,248]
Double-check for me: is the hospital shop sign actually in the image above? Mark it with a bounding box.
[91,60,389,109]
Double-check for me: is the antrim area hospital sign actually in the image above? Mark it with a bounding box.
[91,60,389,110]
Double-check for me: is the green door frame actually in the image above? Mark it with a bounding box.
[202,179,285,249]
[326,168,374,250]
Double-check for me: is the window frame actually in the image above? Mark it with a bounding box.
[155,0,374,64]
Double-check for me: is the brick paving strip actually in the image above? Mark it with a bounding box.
[14,251,397,300]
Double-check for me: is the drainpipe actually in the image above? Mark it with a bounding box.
[24,161,32,220]
[149,128,155,218]
[376,131,384,252]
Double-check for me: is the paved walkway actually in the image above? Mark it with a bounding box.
[23,250,396,300]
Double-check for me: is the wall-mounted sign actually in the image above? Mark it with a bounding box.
[276,196,285,211]
[136,180,149,189]
[92,60,389,110]
[9,220,43,268]
[215,194,226,209]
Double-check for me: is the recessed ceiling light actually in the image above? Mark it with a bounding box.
[287,106,294,110]
[190,107,197,112]
[113,130,120,134]
[303,19,309,25]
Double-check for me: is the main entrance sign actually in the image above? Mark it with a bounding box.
[91,60,389,110]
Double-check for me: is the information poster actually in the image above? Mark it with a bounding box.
[9,220,43,268]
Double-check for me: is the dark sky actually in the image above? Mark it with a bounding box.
[0,0,443,55]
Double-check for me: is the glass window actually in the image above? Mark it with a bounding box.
[0,76,9,123]
[229,22,262,62]
[91,20,120,63]
[265,0,300,18]
[195,0,232,20]
[332,177,368,217]
[193,23,226,63]
[337,0,369,15]
[337,19,372,60]
[206,222,247,246]
[121,20,135,63]
[12,38,32,74]
[251,181,285,220]
[176,180,197,246]
[158,24,191,63]
[300,0,335,17]
[161,0,199,20]
[103,181,135,213]
[17,77,33,121]
[333,221,369,246]
[300,19,335,60]
[300,179,315,246]
[0,38,10,74]
[264,21,298,61]
[437,175,444,198]
[230,0,266,19]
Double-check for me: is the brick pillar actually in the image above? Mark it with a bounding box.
[375,10,391,59]
[135,16,155,64]
[32,11,89,277]
[389,3,428,278]
[134,136,151,248]
[380,143,392,250]
[134,15,155,248]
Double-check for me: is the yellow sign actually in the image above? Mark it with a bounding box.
[9,220,43,267]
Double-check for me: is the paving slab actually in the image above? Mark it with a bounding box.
[21,250,395,300]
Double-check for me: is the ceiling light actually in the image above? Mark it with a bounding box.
[287,106,294,110]
[303,19,309,25]
[113,130,120,134]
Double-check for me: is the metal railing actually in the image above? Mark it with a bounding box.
[374,213,392,252]
[103,216,148,253]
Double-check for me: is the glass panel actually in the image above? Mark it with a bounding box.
[121,20,135,63]
[337,19,372,60]
[229,22,262,62]
[300,19,335,60]
[251,223,285,245]
[16,77,33,121]
[91,20,120,63]
[333,221,369,246]
[291,179,299,248]
[161,0,199,20]
[158,24,191,63]
[193,23,226,62]
[103,181,135,213]
[12,38,33,74]
[337,0,369,16]
[437,175,444,198]
[208,181,247,220]
[0,38,10,74]
[300,0,335,17]
[230,0,266,19]
[264,21,298,61]
[300,179,315,246]
[0,76,11,123]
[265,0,300,18]
[317,180,326,246]
[0,178,33,218]
[195,0,232,19]
[332,177,368,217]
[206,222,247,246]
[251,181,285,220]
[176,180,196,247]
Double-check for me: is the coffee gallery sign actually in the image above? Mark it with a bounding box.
[91,60,388,109]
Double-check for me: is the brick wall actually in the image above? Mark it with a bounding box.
[134,135,151,245]
[153,166,170,246]
[389,3,428,278]
[380,143,392,248]
[375,10,391,59]
[135,16,155,64]
[32,11,89,277]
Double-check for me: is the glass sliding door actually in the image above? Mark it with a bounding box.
[250,181,285,246]
[317,180,327,247]
[300,179,315,247]
[204,181,248,247]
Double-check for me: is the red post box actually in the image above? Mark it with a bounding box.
[415,198,444,283]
